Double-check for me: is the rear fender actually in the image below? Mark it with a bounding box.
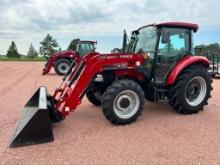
[166,55,209,85]
[54,55,77,63]
[50,51,79,66]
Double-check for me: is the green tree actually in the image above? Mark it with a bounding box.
[27,43,38,58]
[67,38,80,50]
[195,43,220,63]
[6,41,20,58]
[195,43,220,55]
[39,34,59,57]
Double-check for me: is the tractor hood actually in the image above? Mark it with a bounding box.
[50,50,77,58]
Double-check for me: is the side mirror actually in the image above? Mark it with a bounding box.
[162,31,170,44]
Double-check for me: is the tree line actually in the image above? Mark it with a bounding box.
[3,35,220,58]
[195,43,220,55]
[5,34,59,58]
[194,43,220,62]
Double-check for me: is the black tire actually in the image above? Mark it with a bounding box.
[168,65,212,114]
[54,58,72,75]
[102,80,145,125]
[86,88,102,106]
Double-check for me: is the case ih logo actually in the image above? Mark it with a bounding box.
[107,55,132,59]
[99,55,132,60]
[119,55,131,58]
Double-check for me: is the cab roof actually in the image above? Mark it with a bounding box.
[80,40,97,44]
[156,22,198,32]
[134,22,199,33]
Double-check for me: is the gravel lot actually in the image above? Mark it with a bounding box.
[0,61,220,165]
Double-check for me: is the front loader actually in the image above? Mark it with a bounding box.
[10,22,212,147]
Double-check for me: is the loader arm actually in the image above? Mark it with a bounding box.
[54,53,145,116]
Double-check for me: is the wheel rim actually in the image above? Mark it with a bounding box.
[58,62,69,74]
[113,90,140,119]
[185,76,207,106]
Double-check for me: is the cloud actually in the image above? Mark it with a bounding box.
[0,0,220,54]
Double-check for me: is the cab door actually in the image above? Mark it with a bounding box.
[154,27,192,84]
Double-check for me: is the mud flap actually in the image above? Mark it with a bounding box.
[10,87,54,147]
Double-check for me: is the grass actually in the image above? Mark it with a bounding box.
[0,56,46,62]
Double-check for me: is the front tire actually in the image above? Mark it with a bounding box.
[168,65,212,114]
[86,89,102,106]
[54,58,72,75]
[102,80,145,125]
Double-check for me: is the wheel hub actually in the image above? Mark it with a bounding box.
[119,98,130,109]
[58,63,69,74]
[61,65,66,70]
[186,80,201,100]
[113,90,140,119]
[185,76,207,106]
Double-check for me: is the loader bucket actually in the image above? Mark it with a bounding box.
[10,87,54,147]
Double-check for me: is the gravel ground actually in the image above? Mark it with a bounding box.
[0,61,220,165]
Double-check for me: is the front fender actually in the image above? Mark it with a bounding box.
[166,55,209,85]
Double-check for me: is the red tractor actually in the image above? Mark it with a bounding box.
[42,39,97,75]
[11,22,212,147]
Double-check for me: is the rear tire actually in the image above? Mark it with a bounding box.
[54,58,72,76]
[102,80,144,125]
[168,65,212,114]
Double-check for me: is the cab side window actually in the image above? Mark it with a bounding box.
[158,28,190,63]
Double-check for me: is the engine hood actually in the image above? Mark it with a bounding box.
[51,50,76,58]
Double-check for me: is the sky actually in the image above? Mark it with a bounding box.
[0,0,220,55]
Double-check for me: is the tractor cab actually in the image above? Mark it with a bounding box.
[69,40,97,56]
[130,22,198,84]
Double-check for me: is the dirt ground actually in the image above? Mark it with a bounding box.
[0,61,220,165]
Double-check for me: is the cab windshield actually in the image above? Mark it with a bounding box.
[133,26,157,53]
[78,42,95,56]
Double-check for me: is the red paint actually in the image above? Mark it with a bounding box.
[135,22,199,33]
[50,22,207,118]
[115,70,144,81]
[52,52,145,116]
[166,55,209,85]
[157,22,198,32]
[52,54,209,117]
